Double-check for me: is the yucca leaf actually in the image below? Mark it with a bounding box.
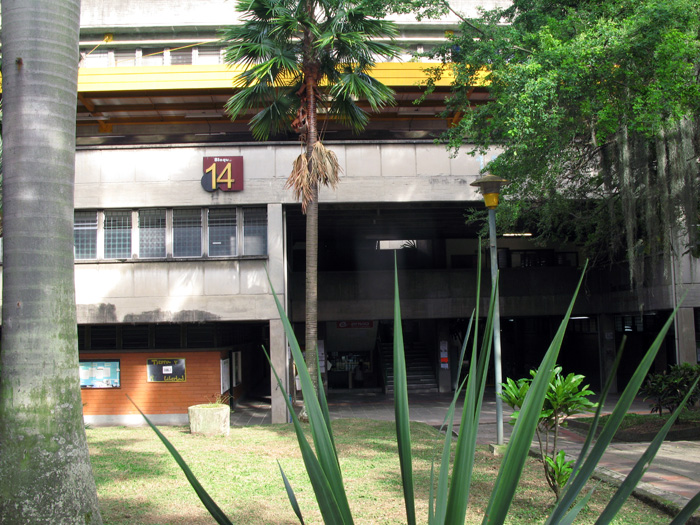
[264,346,347,524]
[278,460,306,525]
[559,485,597,525]
[547,295,684,524]
[432,312,475,524]
[484,263,587,524]
[266,272,354,524]
[565,337,627,488]
[670,490,700,525]
[126,395,233,525]
[393,255,416,525]
[595,377,700,523]
[445,253,495,524]
[317,349,338,462]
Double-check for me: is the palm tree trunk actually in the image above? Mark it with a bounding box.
[302,0,322,398]
[304,66,321,396]
[0,1,103,522]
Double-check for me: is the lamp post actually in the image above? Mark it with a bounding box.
[470,173,509,446]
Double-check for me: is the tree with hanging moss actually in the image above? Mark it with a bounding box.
[222,0,399,399]
[373,0,700,284]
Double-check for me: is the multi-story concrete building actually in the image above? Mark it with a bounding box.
[3,0,698,425]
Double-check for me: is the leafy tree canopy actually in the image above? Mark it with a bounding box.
[378,0,700,277]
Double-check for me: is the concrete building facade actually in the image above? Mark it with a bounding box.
[2,0,698,425]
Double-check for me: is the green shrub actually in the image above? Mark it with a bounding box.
[640,363,700,417]
[500,366,597,499]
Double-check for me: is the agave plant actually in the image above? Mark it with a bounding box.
[134,251,700,524]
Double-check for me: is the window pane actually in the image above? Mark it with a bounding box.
[173,209,201,257]
[115,50,136,67]
[141,48,163,66]
[208,208,236,256]
[139,209,166,258]
[244,207,267,255]
[74,211,98,259]
[170,49,192,65]
[104,210,132,259]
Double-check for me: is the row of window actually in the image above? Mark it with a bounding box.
[80,46,224,68]
[74,207,267,260]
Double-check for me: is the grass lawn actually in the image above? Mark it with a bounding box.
[88,419,672,524]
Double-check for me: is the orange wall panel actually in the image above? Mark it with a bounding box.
[80,351,224,415]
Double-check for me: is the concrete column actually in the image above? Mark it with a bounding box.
[676,307,698,364]
[270,318,289,424]
[266,202,289,424]
[597,314,619,393]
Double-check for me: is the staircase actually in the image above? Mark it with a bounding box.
[379,343,439,394]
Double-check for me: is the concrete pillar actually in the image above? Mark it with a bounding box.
[270,318,289,424]
[597,314,619,393]
[676,307,698,364]
[267,202,289,424]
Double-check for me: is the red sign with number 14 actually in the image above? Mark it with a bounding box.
[201,156,244,192]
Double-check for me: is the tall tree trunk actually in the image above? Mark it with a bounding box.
[302,0,321,398]
[0,1,103,523]
[304,69,320,396]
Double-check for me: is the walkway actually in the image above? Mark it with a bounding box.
[230,390,700,522]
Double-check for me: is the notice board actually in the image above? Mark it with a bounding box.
[80,359,120,388]
[147,358,186,383]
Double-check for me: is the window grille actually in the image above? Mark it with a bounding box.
[104,210,132,259]
[195,47,223,65]
[244,207,267,255]
[90,325,118,350]
[187,324,216,348]
[74,211,98,259]
[208,208,237,256]
[173,209,202,257]
[122,325,150,349]
[170,49,193,65]
[154,325,181,349]
[139,209,166,258]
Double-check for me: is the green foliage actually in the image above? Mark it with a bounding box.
[500,366,597,499]
[414,0,700,273]
[640,363,700,416]
[221,0,400,141]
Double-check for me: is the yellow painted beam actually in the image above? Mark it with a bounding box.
[74,62,458,93]
[1,62,488,93]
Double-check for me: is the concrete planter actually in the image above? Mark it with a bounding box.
[188,404,231,436]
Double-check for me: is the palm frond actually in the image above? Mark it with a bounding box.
[328,96,370,133]
[286,141,341,212]
[310,141,341,188]
[222,0,399,141]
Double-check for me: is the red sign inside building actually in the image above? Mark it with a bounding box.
[201,156,244,192]
[336,321,374,329]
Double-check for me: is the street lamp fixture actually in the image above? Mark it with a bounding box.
[471,172,509,446]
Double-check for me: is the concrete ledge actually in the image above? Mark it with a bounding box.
[84,414,188,426]
[590,464,699,524]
